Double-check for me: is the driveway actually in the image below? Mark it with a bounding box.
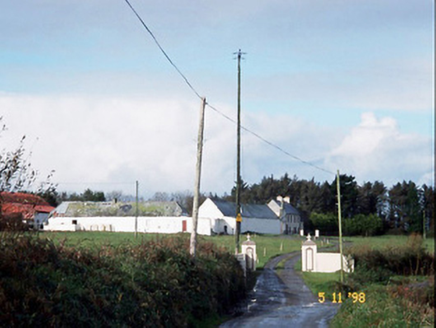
[220,252,340,328]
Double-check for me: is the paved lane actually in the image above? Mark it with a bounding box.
[220,253,339,328]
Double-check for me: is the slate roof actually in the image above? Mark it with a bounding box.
[52,201,188,217]
[274,200,300,216]
[212,199,278,220]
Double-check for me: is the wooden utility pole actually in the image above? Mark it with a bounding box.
[190,97,206,258]
[336,170,344,283]
[135,180,139,238]
[235,49,244,254]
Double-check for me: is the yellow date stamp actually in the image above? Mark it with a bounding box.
[318,292,366,304]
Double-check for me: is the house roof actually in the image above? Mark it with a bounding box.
[0,192,54,220]
[269,199,300,216]
[279,201,300,215]
[52,201,188,217]
[0,192,50,205]
[211,199,278,220]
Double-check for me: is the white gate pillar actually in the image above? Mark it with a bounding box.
[302,234,317,272]
[241,234,257,271]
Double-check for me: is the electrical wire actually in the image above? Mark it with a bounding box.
[123,0,334,177]
[207,103,334,175]
[123,0,202,100]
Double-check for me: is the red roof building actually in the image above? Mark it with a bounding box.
[0,192,55,227]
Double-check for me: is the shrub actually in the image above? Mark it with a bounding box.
[0,233,246,327]
[0,213,29,232]
[343,214,383,236]
[347,234,434,284]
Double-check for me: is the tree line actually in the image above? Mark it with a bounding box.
[224,173,434,236]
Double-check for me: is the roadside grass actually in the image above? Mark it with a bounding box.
[329,280,435,328]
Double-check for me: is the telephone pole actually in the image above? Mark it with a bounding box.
[135,180,139,238]
[234,49,245,254]
[337,170,344,283]
[190,97,206,258]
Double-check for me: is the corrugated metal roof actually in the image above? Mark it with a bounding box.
[52,201,72,215]
[52,201,187,217]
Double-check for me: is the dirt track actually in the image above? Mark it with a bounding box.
[220,252,340,328]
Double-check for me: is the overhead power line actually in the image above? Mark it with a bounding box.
[123,0,202,99]
[207,104,334,175]
[122,0,334,176]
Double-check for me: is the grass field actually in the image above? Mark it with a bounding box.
[39,231,307,269]
[343,235,435,254]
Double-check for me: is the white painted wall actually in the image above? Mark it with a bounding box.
[316,253,352,273]
[198,198,223,218]
[186,217,212,236]
[241,218,281,235]
[301,242,354,273]
[46,216,213,235]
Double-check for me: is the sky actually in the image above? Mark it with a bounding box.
[0,0,434,199]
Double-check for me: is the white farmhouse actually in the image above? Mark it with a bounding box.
[267,196,303,234]
[199,198,282,235]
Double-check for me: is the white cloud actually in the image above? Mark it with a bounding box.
[1,95,433,200]
[325,112,434,187]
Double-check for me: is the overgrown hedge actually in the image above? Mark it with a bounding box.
[346,234,434,283]
[0,233,246,327]
[0,213,29,232]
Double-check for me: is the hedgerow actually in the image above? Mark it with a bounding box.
[0,233,246,327]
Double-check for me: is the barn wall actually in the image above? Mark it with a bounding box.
[47,216,212,235]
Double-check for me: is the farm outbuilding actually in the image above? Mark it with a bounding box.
[0,192,55,229]
[47,200,213,235]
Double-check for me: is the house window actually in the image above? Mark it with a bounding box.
[72,220,77,225]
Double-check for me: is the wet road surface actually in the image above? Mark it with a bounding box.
[220,253,339,328]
